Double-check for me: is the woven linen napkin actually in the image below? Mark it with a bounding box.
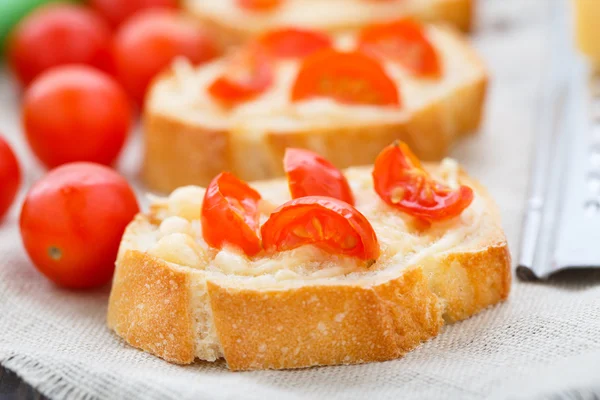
[2,1,600,399]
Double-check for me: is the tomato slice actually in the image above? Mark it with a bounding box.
[208,48,274,106]
[201,172,262,256]
[372,142,473,222]
[236,0,281,11]
[284,148,354,205]
[358,19,441,78]
[261,196,379,260]
[256,28,332,59]
[291,50,400,106]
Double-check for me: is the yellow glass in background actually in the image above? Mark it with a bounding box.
[574,0,600,67]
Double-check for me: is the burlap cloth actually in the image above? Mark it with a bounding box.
[2,1,600,399]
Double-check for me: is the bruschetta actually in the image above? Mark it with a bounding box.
[108,142,510,370]
[144,19,487,192]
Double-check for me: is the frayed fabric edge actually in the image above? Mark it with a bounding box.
[1,352,97,400]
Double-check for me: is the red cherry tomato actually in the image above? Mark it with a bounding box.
[201,172,262,256]
[7,4,112,87]
[19,163,139,289]
[0,136,21,221]
[261,196,379,260]
[372,141,473,222]
[22,66,132,169]
[88,0,179,28]
[113,10,218,105]
[237,0,282,11]
[208,48,274,106]
[291,50,401,106]
[284,148,354,205]
[358,19,441,78]
[256,28,332,58]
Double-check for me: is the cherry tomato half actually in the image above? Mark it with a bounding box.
[237,0,282,11]
[0,136,21,221]
[7,4,113,87]
[113,10,218,105]
[358,19,441,78]
[208,47,274,106]
[291,49,401,106]
[201,172,262,256]
[372,141,473,222]
[19,163,139,289]
[284,148,354,205]
[261,196,379,260]
[22,65,132,169]
[256,28,332,59]
[88,0,179,28]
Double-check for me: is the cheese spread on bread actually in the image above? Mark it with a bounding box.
[149,26,483,131]
[125,163,484,283]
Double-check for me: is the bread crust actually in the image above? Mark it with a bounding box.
[107,248,195,363]
[207,267,443,370]
[185,0,474,49]
[427,176,511,323]
[107,169,511,370]
[108,238,509,369]
[142,111,232,192]
[143,53,488,192]
[436,0,474,32]
[427,242,511,323]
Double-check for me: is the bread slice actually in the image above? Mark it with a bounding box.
[143,24,487,192]
[185,0,474,48]
[107,160,511,370]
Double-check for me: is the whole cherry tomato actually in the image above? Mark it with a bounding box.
[237,0,282,11]
[284,148,354,205]
[291,49,401,106]
[358,19,441,78]
[372,141,473,222]
[261,196,380,260]
[0,136,21,221]
[208,48,274,106]
[201,172,262,256]
[19,163,139,289]
[7,4,113,86]
[22,65,132,169]
[88,0,179,28]
[256,28,332,59]
[113,10,219,105]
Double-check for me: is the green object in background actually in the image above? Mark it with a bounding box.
[0,0,81,55]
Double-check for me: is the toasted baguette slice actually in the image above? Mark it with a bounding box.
[185,0,474,48]
[108,160,511,371]
[144,24,487,192]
